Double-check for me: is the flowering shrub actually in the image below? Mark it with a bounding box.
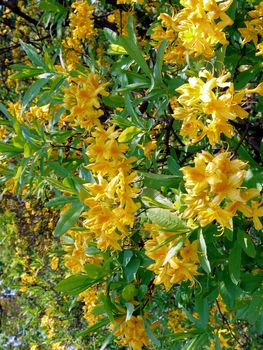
[0,0,263,349]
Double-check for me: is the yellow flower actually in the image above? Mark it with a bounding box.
[181,150,260,230]
[138,140,157,157]
[173,70,251,145]
[51,342,66,350]
[145,226,200,290]
[50,256,59,270]
[151,0,233,62]
[69,1,96,43]
[239,2,263,47]
[62,74,108,130]
[112,315,150,350]
[250,199,263,230]
[78,285,104,326]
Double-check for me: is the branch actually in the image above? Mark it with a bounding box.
[0,0,39,26]
[216,299,245,349]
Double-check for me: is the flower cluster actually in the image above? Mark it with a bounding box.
[62,74,108,129]
[172,70,263,145]
[62,229,102,273]
[144,224,200,291]
[67,0,96,49]
[111,315,149,350]
[181,150,263,230]
[40,309,56,338]
[78,285,103,326]
[151,0,233,63]
[82,124,140,250]
[239,2,263,56]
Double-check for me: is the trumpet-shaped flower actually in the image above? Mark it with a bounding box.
[181,150,262,230]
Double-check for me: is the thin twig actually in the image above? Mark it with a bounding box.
[216,299,245,349]
[231,123,249,159]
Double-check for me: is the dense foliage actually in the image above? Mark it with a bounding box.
[0,0,263,349]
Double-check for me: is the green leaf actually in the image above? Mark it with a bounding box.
[85,246,101,255]
[124,257,141,283]
[141,188,174,209]
[21,78,49,115]
[144,319,161,347]
[163,237,185,265]
[123,250,133,266]
[167,155,180,173]
[103,28,118,44]
[153,39,167,86]
[84,263,104,279]
[195,297,209,329]
[0,103,14,120]
[0,142,23,154]
[100,321,123,350]
[124,93,145,129]
[229,241,241,285]
[234,63,262,89]
[147,208,188,231]
[102,95,125,108]
[139,171,182,189]
[55,274,98,295]
[125,302,135,321]
[54,201,84,237]
[183,334,209,350]
[20,40,46,67]
[119,126,142,143]
[78,318,110,337]
[199,230,211,274]
[45,195,79,208]
[9,67,45,79]
[118,36,152,79]
[45,177,77,193]
[97,294,117,322]
[237,229,256,258]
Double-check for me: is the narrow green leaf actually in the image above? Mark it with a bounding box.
[237,229,256,258]
[139,171,182,189]
[46,195,79,208]
[144,319,161,347]
[124,93,145,129]
[45,177,77,193]
[153,39,167,86]
[78,318,110,337]
[55,274,98,295]
[195,297,209,329]
[54,201,84,237]
[119,126,142,143]
[20,40,46,67]
[163,237,185,265]
[199,230,211,274]
[0,103,13,120]
[0,142,23,154]
[100,321,123,350]
[141,188,173,209]
[229,241,241,285]
[147,208,188,231]
[118,36,152,79]
[183,334,209,350]
[125,302,135,321]
[21,78,49,115]
[85,246,101,255]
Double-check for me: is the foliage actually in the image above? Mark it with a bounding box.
[0,0,263,349]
